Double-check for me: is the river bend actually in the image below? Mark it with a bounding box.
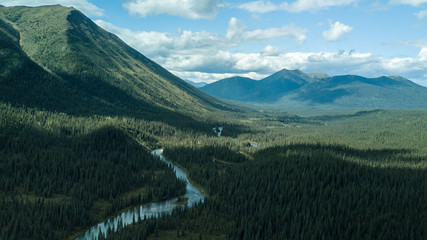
[75,149,205,240]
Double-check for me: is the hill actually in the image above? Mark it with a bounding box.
[0,5,234,125]
[201,69,311,102]
[200,69,427,109]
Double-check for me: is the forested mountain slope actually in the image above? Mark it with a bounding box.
[201,68,427,109]
[0,5,234,121]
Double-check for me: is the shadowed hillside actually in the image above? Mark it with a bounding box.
[0,5,238,129]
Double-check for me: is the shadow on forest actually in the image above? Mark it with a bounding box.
[309,109,382,121]
[274,110,382,126]
[256,143,425,167]
[0,68,251,137]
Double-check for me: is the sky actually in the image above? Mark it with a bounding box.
[2,0,427,86]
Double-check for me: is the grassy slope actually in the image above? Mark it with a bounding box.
[0,17,99,112]
[0,5,235,117]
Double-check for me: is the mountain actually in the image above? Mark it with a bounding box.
[200,69,427,109]
[0,5,233,123]
[184,79,208,88]
[201,76,257,102]
[201,69,312,102]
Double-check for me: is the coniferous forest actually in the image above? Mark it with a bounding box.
[102,144,426,240]
[0,4,426,240]
[0,106,186,239]
[1,98,426,240]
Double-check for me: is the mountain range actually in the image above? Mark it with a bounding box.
[200,69,427,109]
[1,4,426,118]
[0,5,233,128]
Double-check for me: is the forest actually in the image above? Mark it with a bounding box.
[0,105,187,239]
[1,5,426,240]
[102,143,426,240]
[0,103,426,240]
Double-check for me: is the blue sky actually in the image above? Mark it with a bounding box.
[3,0,427,86]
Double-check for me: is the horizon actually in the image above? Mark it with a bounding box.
[2,0,427,86]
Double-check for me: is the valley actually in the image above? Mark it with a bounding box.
[0,4,426,240]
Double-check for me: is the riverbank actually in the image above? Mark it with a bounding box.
[73,149,205,240]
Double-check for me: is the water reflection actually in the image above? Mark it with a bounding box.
[75,149,205,240]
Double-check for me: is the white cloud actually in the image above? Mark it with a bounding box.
[95,20,427,87]
[323,21,353,41]
[419,47,427,60]
[226,17,307,44]
[244,24,307,44]
[96,18,306,57]
[173,50,427,85]
[289,0,359,12]
[122,0,223,19]
[238,0,358,13]
[415,10,427,18]
[1,0,104,16]
[170,71,267,83]
[262,45,280,56]
[226,17,246,39]
[238,0,285,13]
[95,20,233,58]
[390,0,427,6]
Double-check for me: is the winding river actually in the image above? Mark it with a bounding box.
[75,149,205,240]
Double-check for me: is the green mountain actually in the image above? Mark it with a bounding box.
[201,69,311,102]
[200,68,427,109]
[0,5,233,124]
[286,74,427,109]
[201,76,257,101]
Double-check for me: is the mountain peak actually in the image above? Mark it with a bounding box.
[266,68,313,83]
[262,68,311,85]
[0,5,232,119]
[200,69,427,109]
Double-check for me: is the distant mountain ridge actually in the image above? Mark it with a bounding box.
[184,80,208,88]
[0,5,234,123]
[200,69,427,109]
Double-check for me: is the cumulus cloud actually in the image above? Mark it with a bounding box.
[415,10,427,18]
[323,21,353,41]
[123,0,223,19]
[95,20,233,58]
[173,50,427,85]
[238,0,358,13]
[1,0,104,16]
[419,47,427,60]
[243,24,307,44]
[226,18,307,44]
[262,45,280,56]
[96,18,306,57]
[170,71,267,83]
[95,20,427,86]
[226,17,247,39]
[389,0,427,6]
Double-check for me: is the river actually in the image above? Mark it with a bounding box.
[75,149,205,240]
